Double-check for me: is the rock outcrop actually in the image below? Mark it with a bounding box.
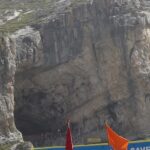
[0,36,33,149]
[0,0,150,148]
[0,36,21,148]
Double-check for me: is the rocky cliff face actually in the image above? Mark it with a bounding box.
[0,36,21,149]
[0,36,33,149]
[0,0,150,148]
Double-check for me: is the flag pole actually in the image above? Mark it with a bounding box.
[105,122,128,150]
[105,122,112,150]
[65,119,74,150]
[67,119,70,128]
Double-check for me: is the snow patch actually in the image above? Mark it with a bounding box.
[58,0,67,3]
[24,10,34,14]
[6,10,20,21]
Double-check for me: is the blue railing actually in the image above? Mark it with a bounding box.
[33,140,150,150]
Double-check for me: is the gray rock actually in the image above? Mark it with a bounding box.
[14,0,150,146]
[0,36,23,148]
[0,0,150,148]
[14,142,33,150]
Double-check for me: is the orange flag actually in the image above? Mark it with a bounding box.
[65,120,74,150]
[105,123,129,150]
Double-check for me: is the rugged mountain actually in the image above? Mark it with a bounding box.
[0,0,150,149]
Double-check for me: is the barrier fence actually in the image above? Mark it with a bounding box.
[33,140,150,150]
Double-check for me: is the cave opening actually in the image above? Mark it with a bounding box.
[14,72,67,147]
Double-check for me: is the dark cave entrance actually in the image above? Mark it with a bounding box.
[14,73,67,147]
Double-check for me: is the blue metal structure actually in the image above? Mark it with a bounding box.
[33,140,150,150]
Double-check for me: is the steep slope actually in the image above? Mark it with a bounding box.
[0,0,150,149]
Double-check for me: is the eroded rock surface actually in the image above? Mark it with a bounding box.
[0,36,22,146]
[0,37,33,149]
[0,0,150,148]
[13,0,150,146]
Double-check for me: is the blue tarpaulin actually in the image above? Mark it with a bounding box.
[34,140,150,150]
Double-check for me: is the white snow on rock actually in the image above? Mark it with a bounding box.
[6,10,20,21]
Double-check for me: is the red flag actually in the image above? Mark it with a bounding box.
[105,123,129,150]
[65,120,73,150]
